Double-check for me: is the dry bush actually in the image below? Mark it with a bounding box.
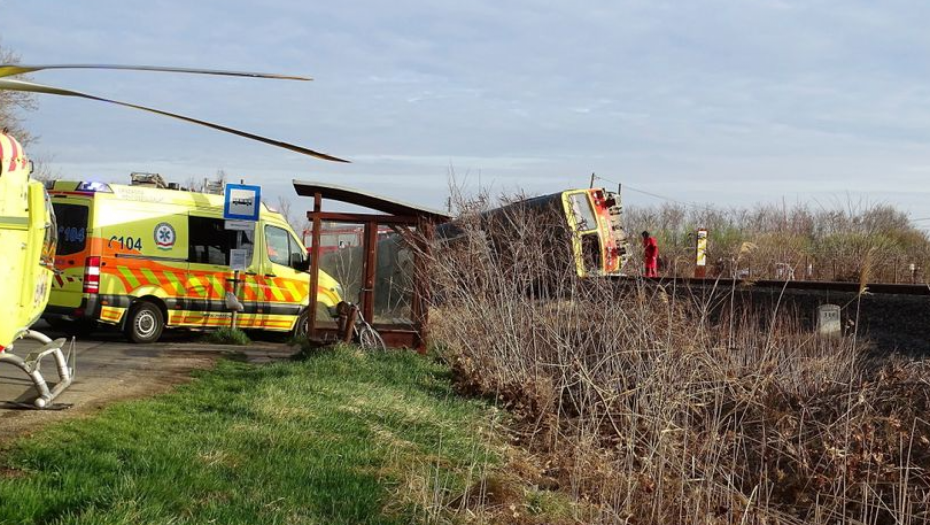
[424,195,930,524]
[627,201,930,283]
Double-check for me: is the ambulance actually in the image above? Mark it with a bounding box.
[43,180,342,343]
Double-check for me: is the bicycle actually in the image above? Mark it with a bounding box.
[336,301,387,351]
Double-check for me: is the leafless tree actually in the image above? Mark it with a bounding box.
[276,195,305,232]
[0,41,37,144]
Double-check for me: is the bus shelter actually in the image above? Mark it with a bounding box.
[293,180,450,350]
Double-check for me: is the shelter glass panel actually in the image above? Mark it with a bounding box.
[316,223,366,328]
[373,227,416,325]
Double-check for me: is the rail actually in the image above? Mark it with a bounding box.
[614,276,930,296]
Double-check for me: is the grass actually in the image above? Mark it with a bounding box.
[0,346,507,524]
[199,327,251,345]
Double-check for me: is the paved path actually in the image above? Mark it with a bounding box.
[0,322,297,441]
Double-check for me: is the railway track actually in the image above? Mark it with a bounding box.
[614,275,930,355]
[617,275,930,296]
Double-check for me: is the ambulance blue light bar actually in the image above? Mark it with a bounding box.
[76,181,113,193]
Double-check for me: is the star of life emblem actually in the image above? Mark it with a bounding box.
[154,222,176,250]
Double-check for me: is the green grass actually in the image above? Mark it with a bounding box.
[199,327,251,345]
[0,346,503,524]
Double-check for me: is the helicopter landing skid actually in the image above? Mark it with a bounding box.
[0,330,75,409]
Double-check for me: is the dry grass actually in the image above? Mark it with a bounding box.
[422,194,930,524]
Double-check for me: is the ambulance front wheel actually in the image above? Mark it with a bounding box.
[294,309,310,338]
[125,301,165,344]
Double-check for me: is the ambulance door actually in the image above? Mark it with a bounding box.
[259,224,309,331]
[184,216,258,329]
[233,224,264,329]
[49,199,92,309]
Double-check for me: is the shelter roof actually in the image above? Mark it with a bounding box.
[292,180,451,221]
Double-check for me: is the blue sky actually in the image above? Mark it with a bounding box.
[4,0,930,223]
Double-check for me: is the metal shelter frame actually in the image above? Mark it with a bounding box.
[293,181,450,350]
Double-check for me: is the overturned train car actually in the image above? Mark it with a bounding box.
[439,187,631,278]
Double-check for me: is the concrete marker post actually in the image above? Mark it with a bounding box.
[695,228,707,278]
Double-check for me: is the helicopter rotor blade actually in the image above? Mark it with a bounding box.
[0,64,312,81]
[0,78,348,163]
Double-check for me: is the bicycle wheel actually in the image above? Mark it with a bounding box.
[357,323,387,351]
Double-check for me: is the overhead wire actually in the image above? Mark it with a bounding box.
[591,175,930,229]
[591,174,719,212]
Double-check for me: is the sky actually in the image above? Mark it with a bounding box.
[3,0,930,224]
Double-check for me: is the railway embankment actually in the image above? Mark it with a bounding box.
[660,278,930,355]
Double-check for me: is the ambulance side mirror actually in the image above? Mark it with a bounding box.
[291,255,311,272]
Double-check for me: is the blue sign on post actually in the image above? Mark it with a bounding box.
[223,184,262,221]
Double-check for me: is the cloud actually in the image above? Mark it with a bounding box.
[4,0,930,219]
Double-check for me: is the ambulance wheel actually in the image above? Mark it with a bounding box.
[293,309,310,338]
[125,301,164,344]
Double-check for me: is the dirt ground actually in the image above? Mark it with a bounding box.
[0,322,298,443]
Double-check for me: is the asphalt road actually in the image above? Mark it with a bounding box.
[0,321,298,441]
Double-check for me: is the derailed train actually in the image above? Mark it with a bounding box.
[436,187,631,279]
[313,185,632,330]
[304,185,631,334]
[492,186,630,277]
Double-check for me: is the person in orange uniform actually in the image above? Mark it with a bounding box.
[642,231,659,278]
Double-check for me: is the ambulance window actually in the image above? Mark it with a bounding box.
[52,203,89,256]
[288,234,305,266]
[43,197,58,266]
[265,226,291,266]
[239,230,255,265]
[188,216,252,266]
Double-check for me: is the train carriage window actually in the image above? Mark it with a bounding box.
[569,193,597,232]
[320,233,340,247]
[338,233,358,247]
[188,216,253,266]
[580,233,602,274]
[52,203,89,256]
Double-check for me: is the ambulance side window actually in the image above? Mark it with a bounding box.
[288,235,306,267]
[188,216,254,266]
[240,230,255,265]
[265,226,291,266]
